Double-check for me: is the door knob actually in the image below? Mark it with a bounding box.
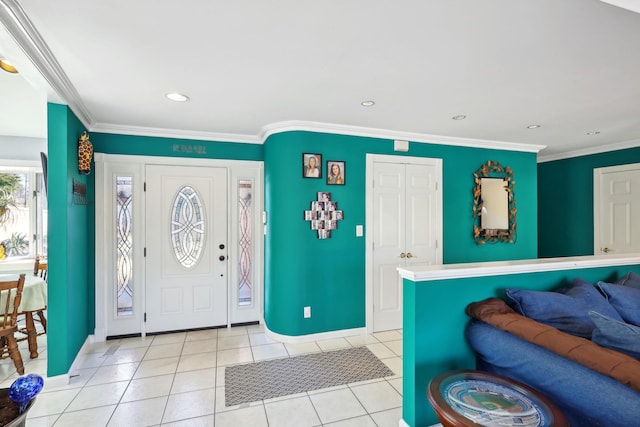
[406,252,413,258]
[219,255,226,261]
[400,253,406,258]
[219,244,225,250]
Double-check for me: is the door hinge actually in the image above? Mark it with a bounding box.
[435,181,438,191]
[435,240,439,249]
[144,312,147,322]
[144,247,146,257]
[144,182,146,192]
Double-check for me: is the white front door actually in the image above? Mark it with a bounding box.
[594,163,640,255]
[145,165,228,333]
[368,155,442,332]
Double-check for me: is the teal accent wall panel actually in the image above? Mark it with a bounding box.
[538,147,640,258]
[264,131,538,336]
[91,133,263,161]
[46,103,95,376]
[402,264,640,427]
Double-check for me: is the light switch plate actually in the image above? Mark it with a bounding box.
[356,225,363,236]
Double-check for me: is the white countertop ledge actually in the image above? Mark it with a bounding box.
[397,253,640,281]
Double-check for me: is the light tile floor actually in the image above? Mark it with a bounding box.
[0,325,403,426]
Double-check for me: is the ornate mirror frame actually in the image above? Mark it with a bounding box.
[472,160,516,244]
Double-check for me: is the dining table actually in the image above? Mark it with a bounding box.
[0,273,47,358]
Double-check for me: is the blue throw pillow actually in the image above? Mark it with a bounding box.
[596,281,640,327]
[616,271,640,289]
[506,278,623,338]
[589,311,640,359]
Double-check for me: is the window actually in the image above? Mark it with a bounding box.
[237,180,253,306]
[0,167,47,260]
[170,185,206,269]
[116,176,133,316]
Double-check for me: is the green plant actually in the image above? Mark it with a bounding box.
[2,232,29,256]
[0,189,17,227]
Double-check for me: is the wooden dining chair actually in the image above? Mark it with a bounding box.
[0,274,26,375]
[32,258,47,333]
[34,258,47,282]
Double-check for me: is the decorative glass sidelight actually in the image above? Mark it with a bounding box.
[238,180,253,306]
[116,176,133,316]
[171,185,206,268]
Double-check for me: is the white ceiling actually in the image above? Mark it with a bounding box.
[2,0,640,160]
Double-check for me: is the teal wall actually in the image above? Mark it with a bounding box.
[47,103,95,376]
[44,129,261,376]
[402,264,640,427]
[47,123,540,373]
[538,147,640,258]
[91,133,263,160]
[264,131,538,336]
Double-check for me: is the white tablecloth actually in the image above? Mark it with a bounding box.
[0,274,47,312]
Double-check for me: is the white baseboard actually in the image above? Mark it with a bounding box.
[42,335,94,389]
[66,335,95,378]
[264,325,367,344]
[43,373,70,389]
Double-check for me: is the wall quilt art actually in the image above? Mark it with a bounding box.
[304,192,344,239]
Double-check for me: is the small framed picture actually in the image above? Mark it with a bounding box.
[317,192,331,202]
[302,153,322,178]
[326,160,345,185]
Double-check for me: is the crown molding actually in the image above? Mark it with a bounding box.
[90,122,261,144]
[92,120,547,153]
[538,137,640,163]
[0,0,92,128]
[260,120,546,153]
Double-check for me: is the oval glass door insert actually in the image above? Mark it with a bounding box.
[171,185,206,268]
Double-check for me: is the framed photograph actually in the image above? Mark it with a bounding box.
[317,192,331,202]
[302,153,322,178]
[326,160,345,185]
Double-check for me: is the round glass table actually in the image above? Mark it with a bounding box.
[427,370,568,427]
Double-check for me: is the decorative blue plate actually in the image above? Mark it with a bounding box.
[9,374,44,413]
[442,378,550,427]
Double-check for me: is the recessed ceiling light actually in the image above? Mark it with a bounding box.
[0,59,18,74]
[166,92,190,102]
[452,115,466,120]
[526,124,541,129]
[587,131,600,135]
[361,100,375,107]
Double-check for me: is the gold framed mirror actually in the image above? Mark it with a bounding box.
[472,160,516,244]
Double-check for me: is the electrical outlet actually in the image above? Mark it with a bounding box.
[304,306,311,318]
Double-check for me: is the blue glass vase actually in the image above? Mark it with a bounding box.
[9,374,44,413]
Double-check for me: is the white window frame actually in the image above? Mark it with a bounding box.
[0,160,45,270]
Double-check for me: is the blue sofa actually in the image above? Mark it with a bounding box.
[467,320,640,427]
[465,273,640,427]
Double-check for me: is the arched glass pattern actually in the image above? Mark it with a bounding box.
[238,180,252,306]
[116,176,133,316]
[171,185,206,268]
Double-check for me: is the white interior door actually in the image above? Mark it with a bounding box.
[369,156,442,332]
[372,162,405,332]
[145,165,228,333]
[594,163,640,255]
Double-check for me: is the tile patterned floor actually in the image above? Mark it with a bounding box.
[0,325,403,426]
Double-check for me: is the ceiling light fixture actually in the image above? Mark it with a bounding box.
[526,124,541,129]
[452,115,466,120]
[0,59,18,74]
[587,131,601,135]
[166,92,190,102]
[360,100,375,107]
